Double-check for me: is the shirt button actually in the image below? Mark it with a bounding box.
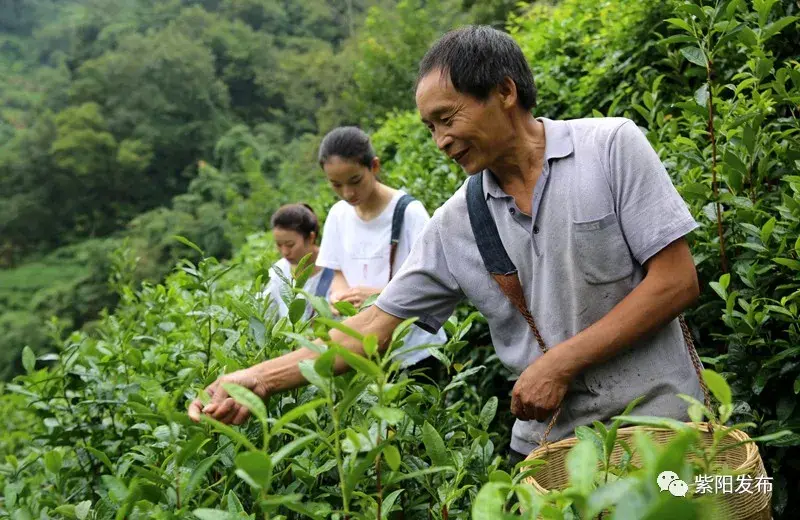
[509,207,516,215]
[533,226,540,234]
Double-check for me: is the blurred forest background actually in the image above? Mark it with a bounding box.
[0,0,517,378]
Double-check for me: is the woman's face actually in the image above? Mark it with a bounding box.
[322,155,379,207]
[273,227,315,266]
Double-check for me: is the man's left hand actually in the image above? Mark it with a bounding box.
[510,351,573,422]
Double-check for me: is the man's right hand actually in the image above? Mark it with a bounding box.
[188,366,271,425]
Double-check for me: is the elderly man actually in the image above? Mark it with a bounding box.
[189,25,705,463]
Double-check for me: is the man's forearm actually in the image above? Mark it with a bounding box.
[250,306,399,395]
[549,243,699,380]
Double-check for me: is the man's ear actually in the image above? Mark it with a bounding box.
[496,76,519,110]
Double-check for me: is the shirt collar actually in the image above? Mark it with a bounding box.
[481,117,574,200]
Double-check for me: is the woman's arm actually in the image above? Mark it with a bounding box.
[329,269,350,300]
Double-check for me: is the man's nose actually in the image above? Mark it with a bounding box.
[435,130,453,152]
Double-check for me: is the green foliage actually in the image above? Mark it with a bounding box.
[0,242,505,519]
[509,0,800,515]
[372,111,466,211]
[510,0,675,120]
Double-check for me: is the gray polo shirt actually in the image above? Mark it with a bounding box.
[375,116,705,454]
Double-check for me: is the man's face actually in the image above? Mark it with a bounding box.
[416,70,511,175]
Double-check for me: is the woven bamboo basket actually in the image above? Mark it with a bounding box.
[478,266,772,519]
[523,422,772,520]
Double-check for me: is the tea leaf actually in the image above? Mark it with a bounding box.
[472,481,511,519]
[372,406,406,425]
[22,346,35,374]
[199,415,258,452]
[315,317,364,341]
[702,369,732,406]
[680,46,707,68]
[566,440,598,494]
[298,359,328,390]
[288,298,307,324]
[363,333,378,357]
[270,433,317,466]
[383,444,401,471]
[335,347,382,378]
[381,489,404,519]
[235,451,273,489]
[173,235,204,255]
[281,332,327,354]
[184,455,220,499]
[85,446,114,472]
[222,383,267,426]
[479,397,498,430]
[271,398,326,434]
[193,509,245,520]
[75,501,92,520]
[421,422,449,467]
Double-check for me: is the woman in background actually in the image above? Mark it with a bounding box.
[262,203,333,320]
[315,126,447,368]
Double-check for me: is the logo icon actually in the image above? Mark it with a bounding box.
[657,470,689,497]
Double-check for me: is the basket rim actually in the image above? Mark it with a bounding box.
[523,421,765,492]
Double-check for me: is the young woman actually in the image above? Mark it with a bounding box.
[262,203,333,320]
[315,126,447,367]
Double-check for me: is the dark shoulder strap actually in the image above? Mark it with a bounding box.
[388,194,415,281]
[466,173,517,276]
[465,172,548,353]
[314,267,334,298]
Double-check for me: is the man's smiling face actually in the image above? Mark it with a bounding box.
[416,69,514,175]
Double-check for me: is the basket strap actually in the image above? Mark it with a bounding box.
[388,194,415,282]
[679,315,713,412]
[490,272,560,444]
[466,173,561,443]
[491,273,547,353]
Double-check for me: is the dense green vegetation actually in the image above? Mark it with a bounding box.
[1,0,799,518]
[0,0,515,375]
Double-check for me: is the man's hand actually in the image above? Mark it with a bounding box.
[188,367,271,425]
[510,351,573,422]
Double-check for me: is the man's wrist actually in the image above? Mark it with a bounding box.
[546,342,585,382]
[248,360,278,397]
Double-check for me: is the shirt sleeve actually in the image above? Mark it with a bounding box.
[316,204,342,270]
[607,119,699,265]
[375,212,464,333]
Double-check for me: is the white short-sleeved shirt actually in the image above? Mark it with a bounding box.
[263,258,330,321]
[317,191,448,365]
[375,117,705,454]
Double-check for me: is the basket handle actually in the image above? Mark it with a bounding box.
[492,272,712,446]
[679,316,714,413]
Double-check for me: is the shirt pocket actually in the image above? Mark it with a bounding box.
[572,213,634,284]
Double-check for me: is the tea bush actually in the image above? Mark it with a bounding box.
[2,0,799,518]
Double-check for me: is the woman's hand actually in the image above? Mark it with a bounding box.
[188,367,271,425]
[337,286,380,308]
